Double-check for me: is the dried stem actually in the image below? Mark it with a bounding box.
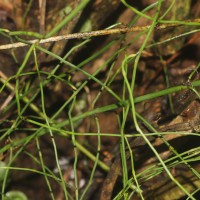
[0,18,199,50]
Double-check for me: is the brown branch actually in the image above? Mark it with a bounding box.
[0,18,199,50]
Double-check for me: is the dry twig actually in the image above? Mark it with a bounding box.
[0,18,199,50]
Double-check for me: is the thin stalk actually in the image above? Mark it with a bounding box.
[0,18,199,50]
[33,48,69,199]
[68,97,79,199]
